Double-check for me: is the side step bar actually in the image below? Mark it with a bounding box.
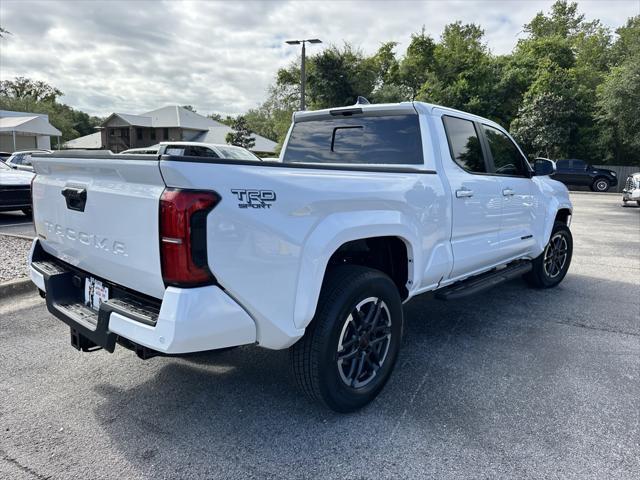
[436,261,532,301]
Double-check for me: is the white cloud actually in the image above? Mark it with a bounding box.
[0,0,637,117]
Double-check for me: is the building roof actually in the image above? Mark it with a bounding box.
[0,114,62,136]
[102,113,153,127]
[86,105,278,153]
[63,131,102,149]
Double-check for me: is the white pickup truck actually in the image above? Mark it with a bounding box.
[28,102,572,412]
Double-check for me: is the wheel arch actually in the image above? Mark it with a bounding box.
[292,212,420,330]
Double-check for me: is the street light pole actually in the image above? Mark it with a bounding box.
[285,38,322,111]
[300,41,306,111]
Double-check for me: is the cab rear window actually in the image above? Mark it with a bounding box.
[283,114,423,165]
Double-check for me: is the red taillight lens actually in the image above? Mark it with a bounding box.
[159,188,220,287]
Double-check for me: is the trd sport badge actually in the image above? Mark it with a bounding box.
[231,189,277,209]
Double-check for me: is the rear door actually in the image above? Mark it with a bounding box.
[31,154,167,298]
[568,159,589,185]
[554,160,571,184]
[480,124,536,259]
[439,113,504,279]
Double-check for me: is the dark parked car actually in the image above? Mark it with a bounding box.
[551,159,618,192]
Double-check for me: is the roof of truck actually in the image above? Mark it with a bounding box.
[293,101,507,131]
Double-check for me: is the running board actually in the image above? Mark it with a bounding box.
[435,261,532,301]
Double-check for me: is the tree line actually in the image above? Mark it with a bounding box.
[244,1,639,165]
[1,1,637,164]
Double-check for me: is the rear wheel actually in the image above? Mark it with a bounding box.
[592,178,610,192]
[525,221,573,288]
[290,266,403,412]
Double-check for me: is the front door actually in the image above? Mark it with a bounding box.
[480,124,536,259]
[439,113,504,279]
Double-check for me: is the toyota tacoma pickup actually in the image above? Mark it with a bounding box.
[28,102,573,412]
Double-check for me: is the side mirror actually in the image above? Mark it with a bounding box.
[533,159,556,176]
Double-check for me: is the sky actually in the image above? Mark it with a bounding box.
[1,0,639,117]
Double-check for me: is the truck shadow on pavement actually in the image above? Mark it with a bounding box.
[88,274,639,477]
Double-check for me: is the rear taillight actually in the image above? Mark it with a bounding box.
[159,188,220,287]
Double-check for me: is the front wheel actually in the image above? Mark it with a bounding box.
[592,178,610,192]
[525,221,573,288]
[290,266,403,413]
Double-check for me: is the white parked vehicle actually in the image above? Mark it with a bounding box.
[4,149,52,172]
[121,142,263,161]
[622,172,640,206]
[0,160,34,214]
[28,102,572,412]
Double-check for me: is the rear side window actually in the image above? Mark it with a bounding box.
[282,114,423,165]
[442,116,486,173]
[482,125,529,177]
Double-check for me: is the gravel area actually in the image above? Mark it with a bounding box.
[0,235,32,283]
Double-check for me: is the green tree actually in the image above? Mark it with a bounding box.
[0,77,63,103]
[225,116,255,150]
[596,57,640,165]
[0,77,102,146]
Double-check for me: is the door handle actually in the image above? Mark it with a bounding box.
[455,188,474,198]
[502,188,515,196]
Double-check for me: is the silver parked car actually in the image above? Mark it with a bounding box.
[622,172,640,206]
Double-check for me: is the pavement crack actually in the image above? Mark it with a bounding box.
[0,448,52,480]
[549,319,640,338]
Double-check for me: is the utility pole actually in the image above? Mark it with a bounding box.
[285,38,322,111]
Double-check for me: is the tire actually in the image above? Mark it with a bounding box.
[290,265,403,413]
[592,178,610,192]
[525,221,573,288]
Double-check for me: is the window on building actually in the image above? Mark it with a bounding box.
[150,130,156,140]
[163,128,169,140]
[136,128,143,141]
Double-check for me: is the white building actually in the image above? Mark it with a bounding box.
[0,110,62,152]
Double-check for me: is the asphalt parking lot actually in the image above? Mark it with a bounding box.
[0,211,35,238]
[1,192,638,480]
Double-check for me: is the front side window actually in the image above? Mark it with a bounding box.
[9,154,24,165]
[556,159,570,169]
[571,160,587,170]
[442,116,486,173]
[282,114,423,165]
[482,125,529,177]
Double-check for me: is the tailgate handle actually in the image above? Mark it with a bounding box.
[61,187,87,212]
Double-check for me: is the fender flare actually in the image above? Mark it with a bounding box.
[539,199,573,254]
[292,210,420,329]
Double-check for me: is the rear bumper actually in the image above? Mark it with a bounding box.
[29,239,256,355]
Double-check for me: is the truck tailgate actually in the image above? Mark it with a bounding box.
[32,155,167,299]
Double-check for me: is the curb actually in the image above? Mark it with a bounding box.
[0,277,35,299]
[568,190,620,196]
[0,232,35,241]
